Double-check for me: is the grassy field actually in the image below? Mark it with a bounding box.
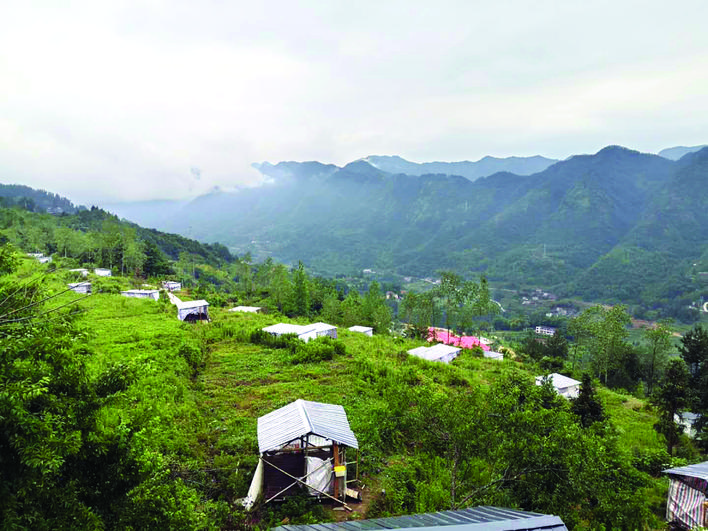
[38,267,673,527]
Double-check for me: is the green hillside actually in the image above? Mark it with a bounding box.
[1,252,684,529]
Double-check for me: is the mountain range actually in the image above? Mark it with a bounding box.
[91,144,708,313]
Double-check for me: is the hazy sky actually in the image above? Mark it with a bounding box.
[1,0,707,203]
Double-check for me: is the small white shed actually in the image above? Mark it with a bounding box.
[177,300,210,322]
[484,350,504,361]
[121,289,160,301]
[408,343,461,363]
[27,253,44,258]
[38,256,53,264]
[229,306,263,313]
[69,268,89,277]
[262,322,337,343]
[162,280,181,292]
[94,268,112,277]
[68,282,91,295]
[535,373,581,399]
[348,325,373,336]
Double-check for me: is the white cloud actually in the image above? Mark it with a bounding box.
[0,0,707,202]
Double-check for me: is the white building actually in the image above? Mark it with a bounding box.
[484,350,504,361]
[176,300,210,322]
[121,289,160,301]
[348,325,373,336]
[162,280,181,292]
[69,268,89,277]
[38,256,52,264]
[68,282,91,295]
[535,373,581,399]
[262,322,338,343]
[27,253,44,258]
[408,343,461,363]
[94,268,112,277]
[535,326,557,336]
[229,306,263,313]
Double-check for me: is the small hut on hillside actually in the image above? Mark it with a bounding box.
[535,373,580,399]
[408,343,461,363]
[94,268,112,277]
[229,306,263,313]
[121,289,160,301]
[69,268,89,277]
[262,322,337,343]
[243,399,359,511]
[484,350,504,361]
[68,282,91,295]
[176,299,210,322]
[162,280,181,292]
[37,256,52,264]
[348,325,373,336]
[664,461,708,528]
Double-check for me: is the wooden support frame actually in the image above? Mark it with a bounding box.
[261,457,353,511]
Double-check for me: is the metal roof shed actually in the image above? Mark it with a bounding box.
[349,325,373,336]
[664,461,708,528]
[121,289,160,301]
[535,373,581,399]
[246,400,359,510]
[408,343,461,363]
[271,506,568,531]
[176,299,210,322]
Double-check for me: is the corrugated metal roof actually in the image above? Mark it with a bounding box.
[349,326,373,333]
[257,399,358,453]
[535,373,580,389]
[664,461,708,481]
[309,322,337,332]
[176,299,209,309]
[271,506,567,531]
[263,323,309,335]
[408,344,461,362]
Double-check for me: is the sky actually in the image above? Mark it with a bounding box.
[1,0,708,203]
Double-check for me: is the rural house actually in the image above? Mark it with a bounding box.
[262,322,337,343]
[68,282,91,295]
[272,506,568,531]
[664,461,708,528]
[176,300,210,322]
[69,268,89,277]
[94,268,112,277]
[535,326,557,336]
[408,343,461,363]
[243,399,359,511]
[121,289,160,301]
[348,325,373,336]
[535,373,581,399]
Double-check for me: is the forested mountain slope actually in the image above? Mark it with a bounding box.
[130,146,708,316]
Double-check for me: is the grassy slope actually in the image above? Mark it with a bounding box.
[33,261,668,526]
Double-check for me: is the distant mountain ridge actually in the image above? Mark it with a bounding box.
[97,144,708,318]
[658,145,708,160]
[0,183,82,214]
[361,154,559,180]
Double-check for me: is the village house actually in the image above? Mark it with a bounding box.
[94,268,112,277]
[176,300,210,322]
[243,399,359,511]
[535,325,557,336]
[272,506,568,531]
[535,373,581,399]
[69,268,89,277]
[68,282,91,295]
[348,325,373,336]
[121,289,160,301]
[664,461,708,528]
[408,343,461,363]
[262,322,337,343]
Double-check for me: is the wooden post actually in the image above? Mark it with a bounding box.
[333,442,340,499]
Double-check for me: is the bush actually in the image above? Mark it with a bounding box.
[290,337,345,364]
[177,341,205,376]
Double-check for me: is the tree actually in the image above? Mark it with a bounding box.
[436,271,464,336]
[642,320,674,395]
[571,374,605,428]
[269,264,292,313]
[679,325,708,447]
[546,330,569,359]
[652,358,691,455]
[291,261,310,317]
